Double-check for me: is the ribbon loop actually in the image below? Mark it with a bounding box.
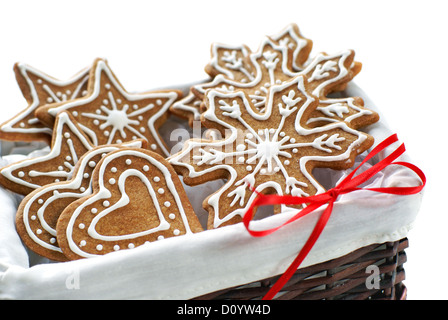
[243,134,426,300]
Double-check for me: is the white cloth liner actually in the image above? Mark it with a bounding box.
[0,82,424,299]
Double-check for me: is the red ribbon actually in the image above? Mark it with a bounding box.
[243,134,426,300]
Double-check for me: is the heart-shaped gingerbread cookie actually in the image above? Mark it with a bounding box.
[56,148,203,260]
[15,140,146,262]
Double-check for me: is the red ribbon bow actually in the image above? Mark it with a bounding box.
[243,134,426,300]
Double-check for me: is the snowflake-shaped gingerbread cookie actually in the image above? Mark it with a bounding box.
[170,24,377,131]
[169,75,374,229]
[170,24,313,126]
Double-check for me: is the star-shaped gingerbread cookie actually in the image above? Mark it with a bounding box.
[0,112,94,195]
[35,58,182,156]
[0,62,89,144]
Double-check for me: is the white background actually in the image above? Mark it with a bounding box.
[0,0,446,300]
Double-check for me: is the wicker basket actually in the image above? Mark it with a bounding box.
[194,238,408,300]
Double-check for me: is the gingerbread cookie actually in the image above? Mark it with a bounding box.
[56,147,204,260]
[35,58,182,156]
[0,112,94,195]
[193,48,372,129]
[171,24,313,125]
[297,51,378,129]
[204,24,312,81]
[170,24,378,131]
[0,62,89,144]
[168,75,374,229]
[269,23,313,72]
[204,43,255,83]
[16,140,146,262]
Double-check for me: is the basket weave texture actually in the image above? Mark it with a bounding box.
[195,238,408,300]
